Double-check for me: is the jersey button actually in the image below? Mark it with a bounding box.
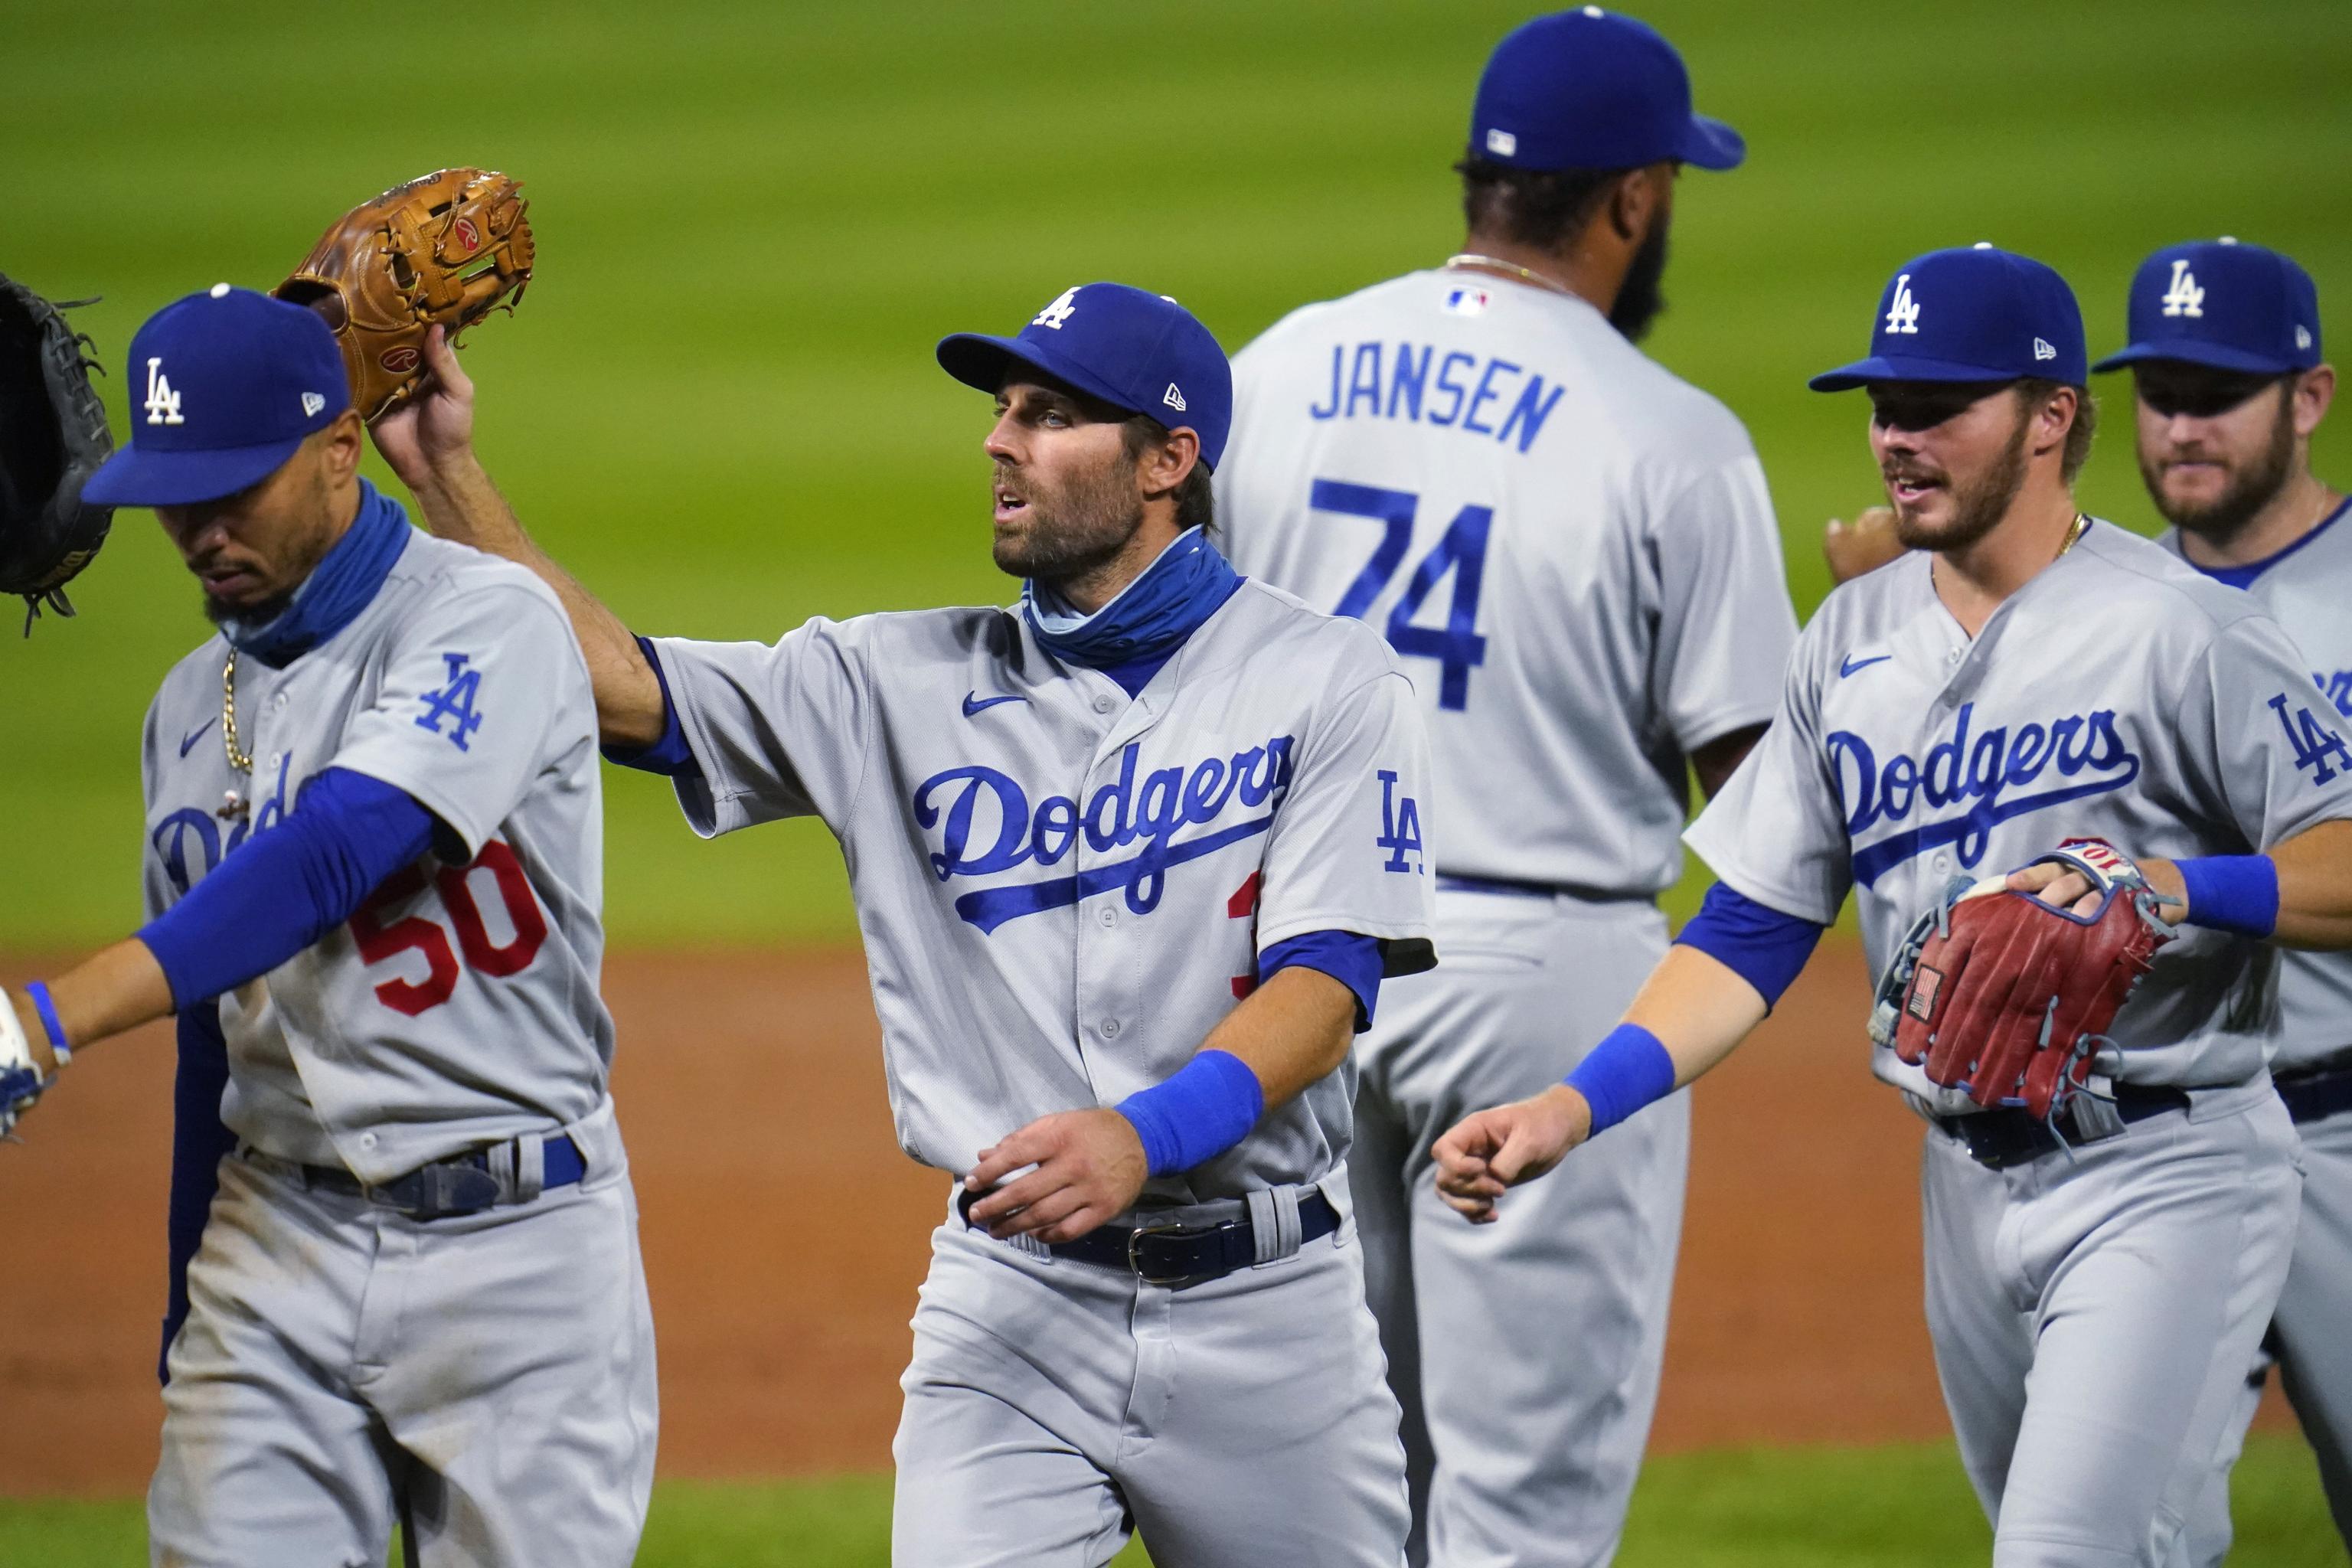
[1098,907,1118,928]
[1093,695,1116,714]
[359,1132,379,1150]
[273,691,289,710]
[1099,1018,1122,1039]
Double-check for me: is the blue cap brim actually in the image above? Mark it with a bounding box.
[1808,353,2030,392]
[937,333,1144,420]
[2091,341,2308,376]
[1678,113,1746,171]
[80,435,304,508]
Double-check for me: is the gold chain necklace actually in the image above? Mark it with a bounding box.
[2058,512,2090,556]
[1442,253,1576,299]
[220,649,255,810]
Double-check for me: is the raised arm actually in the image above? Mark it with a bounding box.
[371,328,667,749]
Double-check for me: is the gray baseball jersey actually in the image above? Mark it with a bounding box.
[1215,270,1797,895]
[139,531,616,1184]
[645,578,1436,1201]
[2160,500,2352,1070]
[1687,521,2352,1104]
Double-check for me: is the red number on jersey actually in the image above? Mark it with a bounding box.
[348,840,549,1014]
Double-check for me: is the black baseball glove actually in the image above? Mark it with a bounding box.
[0,273,114,633]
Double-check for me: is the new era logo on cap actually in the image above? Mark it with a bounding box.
[2034,338,2056,361]
[1162,383,1186,412]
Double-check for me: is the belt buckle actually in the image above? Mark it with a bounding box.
[1125,1220,1210,1288]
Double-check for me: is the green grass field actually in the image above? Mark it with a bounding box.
[4,0,2348,949]
[1,1436,2341,1565]
[7,2,2352,1558]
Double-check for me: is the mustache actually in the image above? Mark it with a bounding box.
[1881,462,1947,485]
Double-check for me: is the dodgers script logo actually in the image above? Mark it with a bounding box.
[913,734,1295,934]
[1831,702,2141,886]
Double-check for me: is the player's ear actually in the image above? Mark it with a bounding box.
[2295,364,2335,439]
[1606,164,1671,245]
[320,407,366,484]
[1136,426,1200,498]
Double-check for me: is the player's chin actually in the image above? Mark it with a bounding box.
[1886,491,1958,547]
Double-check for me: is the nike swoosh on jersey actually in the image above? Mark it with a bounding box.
[961,692,1026,717]
[179,717,217,757]
[1840,654,1893,678]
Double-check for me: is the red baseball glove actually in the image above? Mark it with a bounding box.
[1868,838,2180,1121]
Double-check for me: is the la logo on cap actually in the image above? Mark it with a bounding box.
[144,357,186,426]
[1885,273,1921,335]
[2161,258,2205,318]
[1032,288,1079,331]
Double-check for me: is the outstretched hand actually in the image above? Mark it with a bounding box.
[1431,1084,1592,1223]
[369,326,476,491]
[1822,505,1907,586]
[963,1109,1148,1244]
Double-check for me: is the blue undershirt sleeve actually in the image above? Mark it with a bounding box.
[1673,881,1828,1012]
[602,636,701,778]
[161,1001,234,1385]
[1259,929,1385,1031]
[136,768,439,1008]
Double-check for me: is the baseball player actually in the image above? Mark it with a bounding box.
[1430,244,2352,1566]
[0,286,655,1567]
[1213,11,1796,1563]
[2086,238,2352,1562]
[374,284,1439,1565]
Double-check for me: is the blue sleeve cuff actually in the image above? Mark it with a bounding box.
[2175,854,2278,939]
[1564,1023,1678,1136]
[601,636,701,778]
[1116,1049,1266,1177]
[1674,881,1827,1011]
[1259,929,1384,1031]
[137,768,439,1008]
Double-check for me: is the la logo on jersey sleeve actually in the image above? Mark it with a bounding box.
[416,654,486,752]
[1377,770,1424,874]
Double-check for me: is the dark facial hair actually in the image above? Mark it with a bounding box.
[992,448,1146,588]
[1891,401,2033,552]
[1609,211,1671,342]
[2142,384,2298,541]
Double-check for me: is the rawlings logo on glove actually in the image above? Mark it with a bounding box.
[1868,837,2179,1122]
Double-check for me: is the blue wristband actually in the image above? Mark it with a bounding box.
[1564,1023,1677,1136]
[25,981,70,1066]
[2174,855,2278,939]
[1116,1050,1266,1178]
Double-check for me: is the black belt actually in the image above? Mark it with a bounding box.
[2275,1063,2352,1125]
[959,1187,1340,1287]
[294,1134,587,1220]
[1936,1086,2190,1171]
[1435,872,1648,903]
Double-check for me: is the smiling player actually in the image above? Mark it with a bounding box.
[1432,243,2352,1566]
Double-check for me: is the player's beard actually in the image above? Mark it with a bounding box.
[1888,406,2032,552]
[1609,214,1671,343]
[2141,388,2297,542]
[198,465,343,629]
[992,455,1147,588]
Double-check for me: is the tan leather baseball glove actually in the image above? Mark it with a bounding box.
[275,168,532,423]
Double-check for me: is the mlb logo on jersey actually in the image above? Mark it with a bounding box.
[1442,286,1491,317]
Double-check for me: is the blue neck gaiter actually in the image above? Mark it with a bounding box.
[1022,527,1243,669]
[219,479,413,669]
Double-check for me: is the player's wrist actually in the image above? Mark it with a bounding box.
[2173,854,2278,939]
[1562,1023,1677,1138]
[1115,1049,1266,1178]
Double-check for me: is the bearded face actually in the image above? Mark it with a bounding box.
[986,382,1148,589]
[1867,382,2040,552]
[2134,365,2299,541]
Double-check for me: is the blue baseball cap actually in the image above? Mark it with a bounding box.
[1468,8,1744,173]
[1810,244,2088,391]
[2092,238,2322,377]
[937,283,1233,470]
[82,285,351,508]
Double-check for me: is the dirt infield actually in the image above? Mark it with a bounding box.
[0,939,2288,1494]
